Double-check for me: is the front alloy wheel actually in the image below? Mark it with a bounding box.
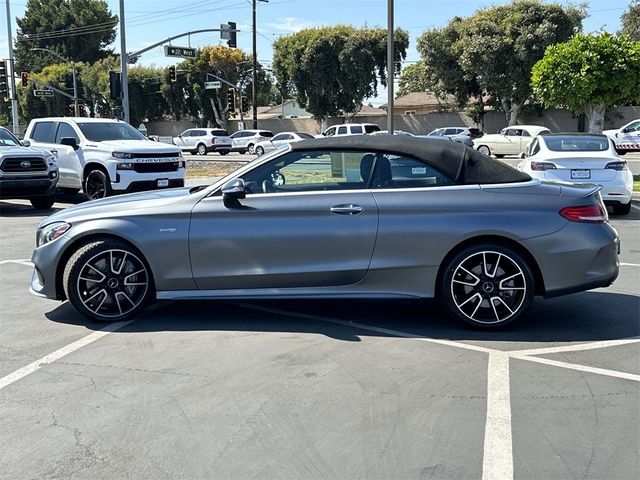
[63,240,153,322]
[477,145,491,156]
[197,143,207,155]
[441,244,534,328]
[255,145,264,156]
[85,169,111,199]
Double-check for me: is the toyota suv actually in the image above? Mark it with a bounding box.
[24,118,185,199]
[0,126,59,209]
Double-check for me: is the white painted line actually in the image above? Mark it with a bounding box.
[511,354,640,382]
[509,338,640,356]
[620,262,640,267]
[482,353,513,480]
[0,320,133,391]
[0,259,33,266]
[238,303,496,354]
[630,203,640,212]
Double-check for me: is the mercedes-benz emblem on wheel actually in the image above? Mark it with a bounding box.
[20,160,31,168]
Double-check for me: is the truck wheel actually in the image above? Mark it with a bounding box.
[84,168,112,200]
[30,194,55,210]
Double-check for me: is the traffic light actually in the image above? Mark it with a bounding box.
[0,60,8,99]
[109,71,121,100]
[227,22,237,48]
[20,71,28,87]
[227,87,236,113]
[168,65,177,82]
[241,96,248,113]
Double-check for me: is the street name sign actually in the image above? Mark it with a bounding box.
[164,45,197,59]
[33,89,54,97]
[204,81,222,89]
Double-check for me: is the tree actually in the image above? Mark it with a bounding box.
[18,63,79,120]
[620,0,640,40]
[14,0,117,73]
[397,61,428,97]
[455,0,584,126]
[273,26,408,124]
[531,33,640,133]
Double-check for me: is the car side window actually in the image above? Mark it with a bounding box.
[529,139,540,156]
[241,150,376,194]
[324,127,336,137]
[350,125,363,134]
[54,122,80,144]
[521,130,531,137]
[180,130,191,137]
[30,121,56,142]
[337,126,348,135]
[371,155,454,189]
[272,134,286,141]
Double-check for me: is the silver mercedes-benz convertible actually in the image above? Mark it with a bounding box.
[30,136,619,328]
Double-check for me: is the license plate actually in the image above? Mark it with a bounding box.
[571,169,590,180]
[157,178,169,187]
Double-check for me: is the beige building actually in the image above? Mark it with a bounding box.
[381,92,456,115]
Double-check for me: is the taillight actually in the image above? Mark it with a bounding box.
[560,203,608,223]
[211,137,217,145]
[531,161,557,171]
[605,161,627,171]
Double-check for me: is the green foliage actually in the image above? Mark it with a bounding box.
[80,56,120,118]
[15,0,118,73]
[18,63,79,120]
[531,32,640,114]
[273,25,409,119]
[397,61,428,98]
[620,0,640,40]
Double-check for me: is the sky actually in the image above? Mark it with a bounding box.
[0,0,633,105]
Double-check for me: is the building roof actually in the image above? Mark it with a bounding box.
[380,91,456,109]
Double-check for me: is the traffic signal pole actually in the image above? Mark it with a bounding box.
[4,0,18,134]
[119,0,130,123]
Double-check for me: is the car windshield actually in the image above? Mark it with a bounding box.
[544,136,609,152]
[364,125,381,133]
[0,128,21,147]
[77,122,147,142]
[211,130,229,136]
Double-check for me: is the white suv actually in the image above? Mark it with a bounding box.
[172,128,232,156]
[230,129,273,154]
[320,123,381,137]
[24,118,185,199]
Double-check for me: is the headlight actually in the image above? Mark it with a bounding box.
[37,222,70,247]
[112,151,133,159]
[46,155,57,166]
[116,162,135,170]
[178,160,185,168]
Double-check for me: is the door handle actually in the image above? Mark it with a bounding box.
[330,204,363,215]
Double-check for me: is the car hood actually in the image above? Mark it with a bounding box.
[86,140,182,153]
[0,145,49,157]
[39,187,196,228]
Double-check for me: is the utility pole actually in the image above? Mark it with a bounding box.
[387,0,394,135]
[4,0,18,134]
[252,0,268,129]
[119,0,130,124]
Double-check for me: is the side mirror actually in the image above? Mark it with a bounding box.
[60,137,79,150]
[21,139,31,147]
[222,178,247,206]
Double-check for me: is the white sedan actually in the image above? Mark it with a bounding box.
[254,131,315,156]
[517,133,633,215]
[475,125,550,158]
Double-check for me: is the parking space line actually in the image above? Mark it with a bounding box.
[0,320,133,391]
[510,338,640,356]
[0,259,33,267]
[482,353,513,480]
[510,354,640,382]
[620,262,640,267]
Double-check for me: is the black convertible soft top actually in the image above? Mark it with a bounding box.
[291,135,531,185]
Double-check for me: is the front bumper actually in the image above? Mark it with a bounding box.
[112,167,186,192]
[0,175,58,199]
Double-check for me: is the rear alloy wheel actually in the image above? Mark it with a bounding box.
[255,145,264,156]
[197,143,207,155]
[63,240,153,322]
[477,145,491,156]
[247,144,255,154]
[441,244,534,328]
[613,202,631,215]
[30,194,55,210]
[84,169,112,200]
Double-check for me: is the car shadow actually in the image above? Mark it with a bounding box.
[45,290,639,344]
[0,192,87,217]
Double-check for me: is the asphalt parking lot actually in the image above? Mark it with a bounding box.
[0,186,638,478]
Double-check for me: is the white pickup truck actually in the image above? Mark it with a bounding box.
[603,118,640,155]
[24,117,185,199]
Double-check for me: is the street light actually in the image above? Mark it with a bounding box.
[252,0,268,129]
[30,47,79,116]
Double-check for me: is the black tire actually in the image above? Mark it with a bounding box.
[63,239,154,322]
[239,150,247,155]
[60,187,80,195]
[84,168,112,200]
[495,154,505,159]
[613,202,631,215]
[440,243,535,328]
[219,150,229,156]
[477,145,491,156]
[255,145,264,156]
[30,194,55,210]
[196,143,207,155]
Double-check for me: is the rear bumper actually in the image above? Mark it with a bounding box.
[522,221,620,298]
[208,144,232,152]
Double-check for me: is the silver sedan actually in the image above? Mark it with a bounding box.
[30,136,619,328]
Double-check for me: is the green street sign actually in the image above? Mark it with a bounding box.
[33,89,54,97]
[164,45,196,59]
